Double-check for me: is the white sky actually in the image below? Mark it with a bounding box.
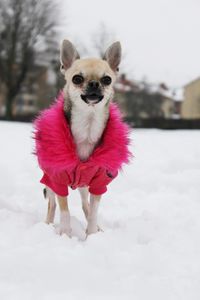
[60,0,200,88]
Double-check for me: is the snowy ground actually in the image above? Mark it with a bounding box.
[0,121,200,300]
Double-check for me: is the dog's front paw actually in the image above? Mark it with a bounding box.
[57,211,71,237]
[58,225,72,237]
[86,223,103,236]
[86,226,98,235]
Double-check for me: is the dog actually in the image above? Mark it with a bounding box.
[34,40,131,237]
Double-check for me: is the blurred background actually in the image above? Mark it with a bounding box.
[0,0,200,129]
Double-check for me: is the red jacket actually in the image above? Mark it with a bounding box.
[34,93,131,196]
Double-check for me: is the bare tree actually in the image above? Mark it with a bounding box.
[0,0,61,119]
[92,22,116,57]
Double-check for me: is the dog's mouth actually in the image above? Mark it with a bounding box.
[81,94,104,105]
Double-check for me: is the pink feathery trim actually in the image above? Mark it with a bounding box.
[34,93,132,174]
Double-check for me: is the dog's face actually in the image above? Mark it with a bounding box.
[64,58,116,107]
[60,40,121,108]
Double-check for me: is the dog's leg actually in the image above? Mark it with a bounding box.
[57,195,71,237]
[78,187,89,220]
[86,194,101,235]
[45,187,56,224]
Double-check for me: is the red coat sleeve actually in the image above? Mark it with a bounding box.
[40,172,70,197]
[89,168,118,195]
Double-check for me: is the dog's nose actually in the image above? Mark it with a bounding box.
[88,80,99,89]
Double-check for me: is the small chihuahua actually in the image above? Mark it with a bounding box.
[42,40,122,237]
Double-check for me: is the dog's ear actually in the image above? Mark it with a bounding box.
[103,41,121,72]
[60,40,80,74]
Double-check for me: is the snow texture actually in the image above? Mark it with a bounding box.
[0,121,200,300]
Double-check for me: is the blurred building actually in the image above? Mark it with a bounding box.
[156,83,174,119]
[0,64,58,118]
[114,74,177,120]
[181,77,200,119]
[0,83,6,116]
[114,74,140,117]
[171,88,183,119]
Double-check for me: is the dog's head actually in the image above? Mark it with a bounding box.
[60,40,121,108]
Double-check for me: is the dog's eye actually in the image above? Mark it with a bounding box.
[101,76,112,86]
[72,75,84,85]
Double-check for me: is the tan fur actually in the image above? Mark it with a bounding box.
[57,196,71,236]
[45,188,56,224]
[63,58,116,118]
[79,187,89,219]
[86,194,101,235]
[57,195,69,211]
[65,58,116,82]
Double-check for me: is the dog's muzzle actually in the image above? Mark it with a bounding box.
[81,94,104,104]
[81,80,104,104]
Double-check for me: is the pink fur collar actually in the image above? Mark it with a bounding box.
[34,93,132,173]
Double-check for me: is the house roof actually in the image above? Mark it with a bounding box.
[184,76,200,88]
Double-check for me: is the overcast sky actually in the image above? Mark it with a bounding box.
[60,0,200,88]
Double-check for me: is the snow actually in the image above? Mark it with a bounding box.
[0,121,200,300]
